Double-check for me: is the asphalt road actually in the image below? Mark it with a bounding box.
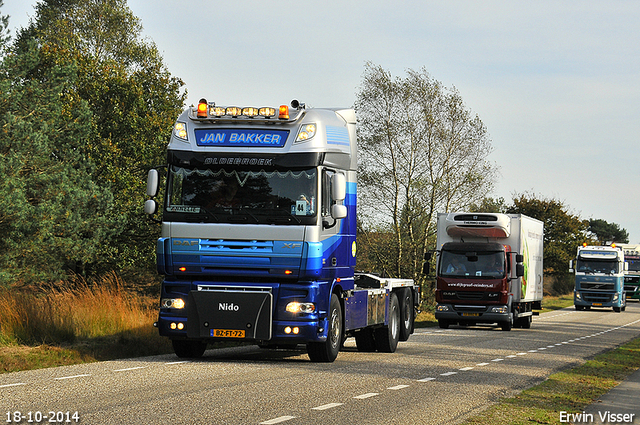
[2,304,640,425]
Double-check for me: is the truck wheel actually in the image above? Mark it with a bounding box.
[374,292,400,353]
[613,307,621,313]
[438,320,450,329]
[172,340,207,358]
[500,313,513,331]
[398,288,414,341]
[521,315,532,329]
[355,328,376,352]
[575,305,584,311]
[307,293,342,362]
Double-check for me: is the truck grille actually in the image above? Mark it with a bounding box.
[457,291,485,300]
[580,282,615,291]
[583,293,613,303]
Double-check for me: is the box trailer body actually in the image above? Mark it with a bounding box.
[434,213,544,331]
[572,245,627,312]
[144,99,418,362]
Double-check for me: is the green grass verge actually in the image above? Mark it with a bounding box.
[462,336,640,424]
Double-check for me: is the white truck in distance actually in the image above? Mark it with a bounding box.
[432,213,544,331]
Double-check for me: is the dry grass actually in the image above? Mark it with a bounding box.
[0,273,172,372]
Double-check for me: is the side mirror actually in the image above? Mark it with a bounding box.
[516,264,525,277]
[569,259,574,273]
[331,173,346,202]
[147,169,159,197]
[331,204,347,220]
[144,199,158,215]
[515,254,524,263]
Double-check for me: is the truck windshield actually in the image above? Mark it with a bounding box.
[627,258,640,272]
[439,251,505,278]
[576,259,617,274]
[164,166,317,225]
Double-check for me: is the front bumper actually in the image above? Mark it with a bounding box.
[434,303,509,324]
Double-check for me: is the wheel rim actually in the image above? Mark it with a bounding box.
[329,307,340,348]
[391,303,398,339]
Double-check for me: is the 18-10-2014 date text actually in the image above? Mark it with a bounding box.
[6,412,79,423]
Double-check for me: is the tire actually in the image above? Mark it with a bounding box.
[613,306,621,313]
[355,328,376,352]
[172,340,207,358]
[521,315,532,329]
[374,292,400,353]
[438,320,450,329]
[307,293,342,362]
[575,305,584,311]
[398,288,414,342]
[500,313,513,331]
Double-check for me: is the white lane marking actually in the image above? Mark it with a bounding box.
[459,367,474,371]
[260,416,296,424]
[491,358,504,362]
[387,385,410,390]
[354,393,379,399]
[417,377,436,382]
[55,374,90,380]
[476,362,490,366]
[440,372,457,376]
[312,403,343,411]
[506,355,517,358]
[528,350,538,353]
[113,366,146,372]
[0,383,26,388]
[516,352,527,356]
[165,361,190,365]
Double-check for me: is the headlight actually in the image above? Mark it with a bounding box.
[295,123,317,142]
[612,293,619,302]
[490,306,508,313]
[436,305,450,312]
[173,122,188,140]
[161,298,185,309]
[575,291,582,300]
[286,302,315,313]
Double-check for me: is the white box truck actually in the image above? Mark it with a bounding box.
[432,213,544,331]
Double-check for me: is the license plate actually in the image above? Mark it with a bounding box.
[592,303,602,306]
[212,329,245,338]
[462,313,480,317]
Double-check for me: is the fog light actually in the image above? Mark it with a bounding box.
[177,323,184,330]
[170,322,177,330]
[292,327,300,334]
[284,326,292,334]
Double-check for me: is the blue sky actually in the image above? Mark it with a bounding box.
[4,0,640,242]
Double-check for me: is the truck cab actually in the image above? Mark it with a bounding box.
[571,245,627,312]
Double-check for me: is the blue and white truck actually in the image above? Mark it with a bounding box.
[144,99,419,362]
[571,245,627,312]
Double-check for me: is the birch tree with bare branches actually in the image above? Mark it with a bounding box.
[355,63,498,280]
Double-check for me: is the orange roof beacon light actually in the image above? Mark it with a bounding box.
[279,105,289,120]
[197,98,208,118]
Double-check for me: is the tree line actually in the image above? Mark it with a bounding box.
[0,1,628,293]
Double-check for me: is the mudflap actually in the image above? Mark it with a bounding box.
[186,289,273,340]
